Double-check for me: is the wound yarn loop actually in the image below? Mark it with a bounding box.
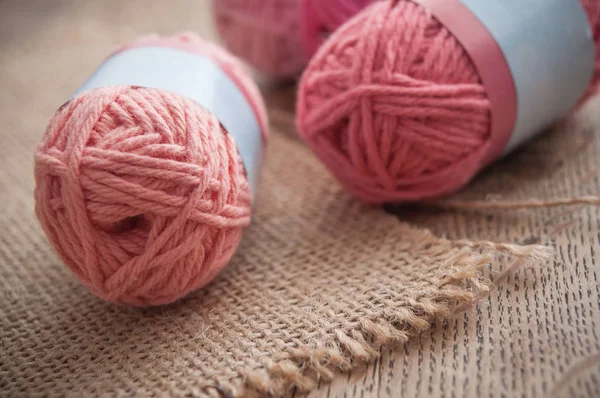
[297,0,600,203]
[34,33,268,306]
[214,0,306,78]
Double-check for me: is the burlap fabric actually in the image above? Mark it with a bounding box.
[1,1,599,397]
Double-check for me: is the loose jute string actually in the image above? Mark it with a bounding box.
[427,196,600,210]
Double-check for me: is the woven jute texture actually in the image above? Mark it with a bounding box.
[1,1,599,398]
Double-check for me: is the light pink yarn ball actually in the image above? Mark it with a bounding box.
[34,33,268,306]
[214,0,306,78]
[297,0,600,204]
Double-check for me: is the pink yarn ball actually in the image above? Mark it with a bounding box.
[213,0,306,78]
[301,0,373,58]
[34,33,268,306]
[297,0,600,204]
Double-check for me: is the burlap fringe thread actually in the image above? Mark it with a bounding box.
[205,228,553,398]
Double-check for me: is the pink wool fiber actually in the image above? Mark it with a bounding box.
[214,0,306,78]
[34,33,268,306]
[297,0,600,203]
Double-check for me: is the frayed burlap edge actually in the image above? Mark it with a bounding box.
[202,228,552,398]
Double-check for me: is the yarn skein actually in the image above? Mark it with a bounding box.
[297,0,600,204]
[34,33,268,306]
[214,0,306,79]
[301,0,373,58]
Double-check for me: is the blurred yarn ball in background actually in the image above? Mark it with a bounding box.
[301,0,373,58]
[214,0,306,79]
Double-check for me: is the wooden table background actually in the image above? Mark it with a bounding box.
[2,1,599,397]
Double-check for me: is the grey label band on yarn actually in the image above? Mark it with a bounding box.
[72,46,263,197]
[459,0,596,154]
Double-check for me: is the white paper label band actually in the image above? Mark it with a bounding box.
[459,0,596,154]
[72,46,263,197]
